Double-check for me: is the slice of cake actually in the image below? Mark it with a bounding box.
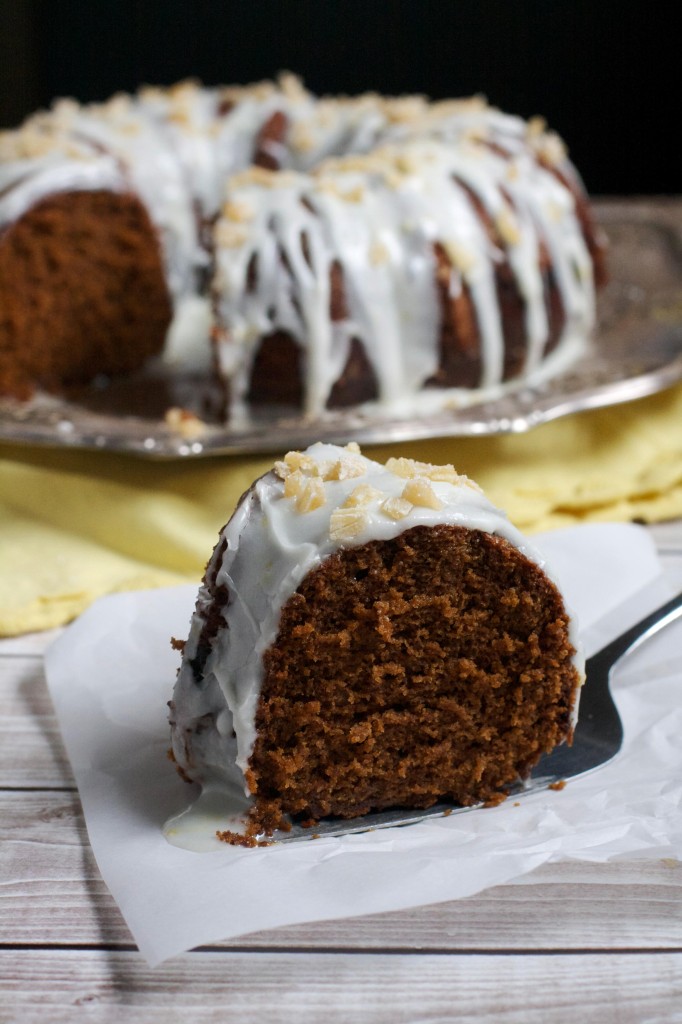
[169,443,583,844]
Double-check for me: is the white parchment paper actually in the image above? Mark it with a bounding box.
[44,523,682,965]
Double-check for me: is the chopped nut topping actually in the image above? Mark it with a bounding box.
[314,102,335,128]
[278,71,307,100]
[495,207,521,246]
[298,454,325,475]
[381,496,413,520]
[167,79,200,100]
[312,179,340,198]
[401,477,443,510]
[443,240,476,274]
[382,95,427,124]
[313,178,365,204]
[223,199,255,223]
[276,445,479,521]
[369,240,390,265]
[296,477,326,513]
[284,450,308,471]
[547,199,565,223]
[425,463,460,483]
[228,166,300,190]
[536,132,567,166]
[215,221,249,248]
[429,95,488,119]
[281,450,304,472]
[343,484,382,508]
[395,152,420,174]
[343,185,365,203]
[139,85,165,104]
[289,122,315,153]
[1,123,65,160]
[218,79,277,106]
[324,456,366,481]
[381,169,403,190]
[527,115,547,138]
[164,407,206,439]
[283,469,305,498]
[316,152,386,177]
[462,126,488,146]
[330,506,368,541]
[385,456,418,479]
[52,98,80,122]
[386,456,470,487]
[385,456,440,479]
[276,449,328,479]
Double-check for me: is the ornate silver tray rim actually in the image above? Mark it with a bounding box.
[1,199,681,459]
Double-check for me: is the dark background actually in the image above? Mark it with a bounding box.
[0,0,675,195]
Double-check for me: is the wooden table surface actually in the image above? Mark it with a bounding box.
[1,521,682,1023]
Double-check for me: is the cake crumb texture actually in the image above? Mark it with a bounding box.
[247,523,578,826]
[0,189,171,397]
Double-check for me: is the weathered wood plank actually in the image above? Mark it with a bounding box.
[1,792,681,952]
[0,658,73,788]
[1,526,681,976]
[648,523,682,557]
[1,949,681,1024]
[0,628,59,657]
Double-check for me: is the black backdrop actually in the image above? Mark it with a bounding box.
[0,0,676,195]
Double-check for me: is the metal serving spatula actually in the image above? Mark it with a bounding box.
[275,590,682,843]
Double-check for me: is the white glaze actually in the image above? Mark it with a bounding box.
[214,125,595,420]
[169,443,584,825]
[1,78,598,419]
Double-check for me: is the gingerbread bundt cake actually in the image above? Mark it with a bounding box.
[0,76,606,421]
[169,443,583,843]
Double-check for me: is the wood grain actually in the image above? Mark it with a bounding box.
[1,522,682,1021]
[1,950,681,1024]
[2,792,681,951]
[0,659,72,788]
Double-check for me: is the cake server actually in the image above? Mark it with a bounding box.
[275,589,682,843]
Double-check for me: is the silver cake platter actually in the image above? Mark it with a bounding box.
[1,199,681,459]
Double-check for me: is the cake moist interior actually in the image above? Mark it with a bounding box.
[0,189,171,398]
[246,523,579,827]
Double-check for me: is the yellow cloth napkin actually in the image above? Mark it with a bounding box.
[3,383,682,637]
